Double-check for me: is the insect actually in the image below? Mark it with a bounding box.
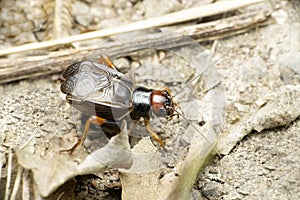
[60,55,176,154]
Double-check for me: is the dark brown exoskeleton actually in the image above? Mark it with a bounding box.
[60,55,175,154]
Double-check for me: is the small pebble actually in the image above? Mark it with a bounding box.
[201,181,224,199]
[263,164,276,171]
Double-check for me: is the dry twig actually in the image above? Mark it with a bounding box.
[0,10,271,83]
[0,0,265,57]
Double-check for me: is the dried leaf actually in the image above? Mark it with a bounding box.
[15,125,132,197]
[76,126,133,175]
[217,85,300,155]
[120,123,217,200]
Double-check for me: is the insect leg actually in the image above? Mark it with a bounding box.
[60,115,107,154]
[144,119,165,148]
[98,54,118,70]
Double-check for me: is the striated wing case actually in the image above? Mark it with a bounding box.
[61,61,133,120]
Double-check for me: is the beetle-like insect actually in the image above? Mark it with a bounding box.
[60,55,176,154]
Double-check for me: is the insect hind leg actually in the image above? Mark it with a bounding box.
[60,115,107,155]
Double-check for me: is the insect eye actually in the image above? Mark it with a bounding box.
[159,108,166,115]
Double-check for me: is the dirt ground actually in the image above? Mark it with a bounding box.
[0,0,299,200]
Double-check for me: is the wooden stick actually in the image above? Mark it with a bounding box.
[180,10,272,41]
[0,10,272,84]
[0,0,265,57]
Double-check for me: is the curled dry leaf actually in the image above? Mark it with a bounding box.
[217,85,300,155]
[15,124,132,197]
[76,126,133,175]
[119,123,218,200]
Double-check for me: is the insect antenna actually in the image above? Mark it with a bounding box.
[171,54,224,99]
[169,42,224,156]
[172,108,221,157]
[172,109,211,144]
